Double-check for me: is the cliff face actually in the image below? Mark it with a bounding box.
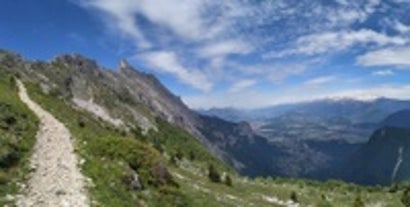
[0,50,243,166]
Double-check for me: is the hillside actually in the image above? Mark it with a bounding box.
[0,50,409,206]
[380,110,410,129]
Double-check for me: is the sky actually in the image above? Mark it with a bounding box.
[1,0,410,109]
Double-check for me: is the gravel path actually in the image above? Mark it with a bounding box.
[16,80,89,207]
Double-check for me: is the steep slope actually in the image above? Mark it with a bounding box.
[16,80,89,207]
[343,127,410,185]
[0,49,274,176]
[342,110,410,185]
[0,50,226,156]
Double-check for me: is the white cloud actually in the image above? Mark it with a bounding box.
[137,51,212,91]
[80,0,208,43]
[393,21,410,34]
[357,46,410,67]
[79,0,151,48]
[268,29,407,58]
[133,0,206,40]
[228,79,257,93]
[304,76,337,87]
[231,62,310,84]
[372,70,395,76]
[198,40,252,58]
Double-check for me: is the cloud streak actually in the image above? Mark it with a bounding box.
[137,51,213,91]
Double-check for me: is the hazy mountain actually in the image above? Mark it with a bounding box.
[202,98,410,124]
[380,109,410,129]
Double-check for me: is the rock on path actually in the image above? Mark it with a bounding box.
[16,80,89,207]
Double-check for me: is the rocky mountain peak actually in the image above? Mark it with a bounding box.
[53,54,98,71]
[118,59,134,73]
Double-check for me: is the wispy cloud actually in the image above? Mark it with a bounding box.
[228,79,257,93]
[74,0,410,108]
[304,76,337,87]
[137,51,212,91]
[372,70,395,76]
[266,29,407,58]
[357,46,410,67]
[197,40,252,58]
[78,0,152,48]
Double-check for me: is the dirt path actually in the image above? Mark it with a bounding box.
[16,80,89,207]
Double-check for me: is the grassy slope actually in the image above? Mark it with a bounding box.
[0,69,38,206]
[24,80,406,207]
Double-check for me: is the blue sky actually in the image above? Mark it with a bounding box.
[1,0,410,109]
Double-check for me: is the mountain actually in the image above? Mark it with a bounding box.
[1,49,409,206]
[202,98,410,124]
[202,99,410,182]
[343,127,410,185]
[4,49,410,179]
[380,109,410,129]
[0,49,289,178]
[342,110,410,185]
[0,49,364,181]
[0,50,228,157]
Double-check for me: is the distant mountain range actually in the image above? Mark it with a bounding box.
[200,98,410,124]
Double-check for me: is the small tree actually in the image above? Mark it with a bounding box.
[224,174,232,187]
[208,164,220,183]
[290,191,298,203]
[77,117,86,128]
[401,187,410,207]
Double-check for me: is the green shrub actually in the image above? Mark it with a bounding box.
[402,187,410,207]
[353,195,365,207]
[208,164,221,183]
[290,191,298,203]
[224,174,232,187]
